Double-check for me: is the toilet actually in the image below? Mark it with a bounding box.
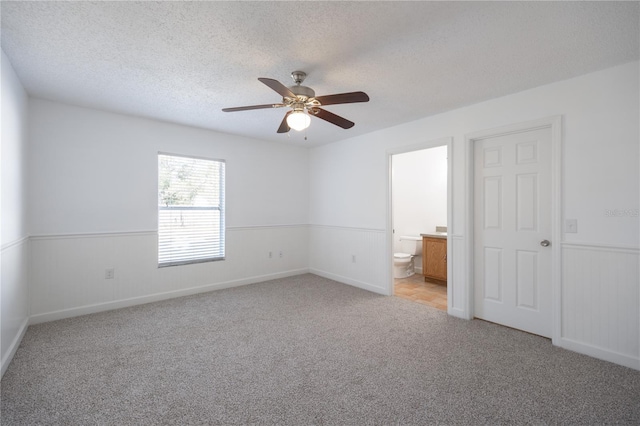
[393,235,423,278]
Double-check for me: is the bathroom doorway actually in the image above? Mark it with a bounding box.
[389,140,451,311]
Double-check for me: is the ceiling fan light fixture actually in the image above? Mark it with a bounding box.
[286,110,311,131]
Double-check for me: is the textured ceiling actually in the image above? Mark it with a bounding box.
[2,1,638,146]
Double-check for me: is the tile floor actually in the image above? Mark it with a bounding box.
[394,273,447,311]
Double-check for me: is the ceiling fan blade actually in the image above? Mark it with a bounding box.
[222,103,285,112]
[314,91,369,106]
[277,111,292,133]
[312,108,355,129]
[258,78,296,98]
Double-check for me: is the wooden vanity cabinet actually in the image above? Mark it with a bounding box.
[422,237,447,282]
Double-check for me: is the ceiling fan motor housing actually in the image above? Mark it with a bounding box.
[288,85,315,100]
[288,70,315,101]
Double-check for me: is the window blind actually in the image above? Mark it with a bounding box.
[158,153,225,267]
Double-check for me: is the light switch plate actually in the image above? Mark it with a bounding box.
[565,219,578,233]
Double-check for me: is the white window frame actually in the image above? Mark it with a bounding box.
[157,152,226,267]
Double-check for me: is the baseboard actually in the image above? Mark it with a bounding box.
[447,307,469,320]
[309,268,388,295]
[1,317,29,378]
[29,269,309,325]
[558,337,640,371]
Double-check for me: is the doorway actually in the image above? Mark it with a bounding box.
[465,116,561,341]
[389,140,452,311]
[474,127,552,336]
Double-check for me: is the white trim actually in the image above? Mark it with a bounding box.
[29,269,309,325]
[30,230,157,240]
[550,116,563,345]
[446,139,454,314]
[158,151,226,164]
[1,318,29,378]
[309,268,387,295]
[29,225,312,240]
[386,137,453,300]
[385,138,452,157]
[309,224,385,234]
[561,241,639,253]
[447,307,467,319]
[448,234,465,316]
[1,235,29,252]
[464,129,474,320]
[386,152,394,296]
[227,224,309,231]
[464,116,563,339]
[558,338,639,371]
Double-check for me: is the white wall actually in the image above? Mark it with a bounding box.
[392,146,447,255]
[1,50,30,376]
[3,57,637,374]
[28,100,310,234]
[309,61,639,369]
[27,99,311,322]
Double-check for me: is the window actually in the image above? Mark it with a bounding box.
[158,153,225,267]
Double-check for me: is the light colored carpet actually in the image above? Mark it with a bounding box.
[2,273,639,425]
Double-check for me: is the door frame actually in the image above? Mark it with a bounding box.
[464,116,562,344]
[386,137,454,311]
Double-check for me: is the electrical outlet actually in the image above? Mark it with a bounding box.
[279,251,283,258]
[269,251,272,259]
[105,268,115,279]
[352,255,356,263]
[565,219,578,233]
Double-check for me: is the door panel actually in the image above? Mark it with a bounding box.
[516,249,537,309]
[474,127,552,337]
[516,173,537,231]
[483,177,503,229]
[483,247,503,302]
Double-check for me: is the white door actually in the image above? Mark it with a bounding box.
[474,127,552,337]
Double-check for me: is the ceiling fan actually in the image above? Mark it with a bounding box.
[222,71,369,133]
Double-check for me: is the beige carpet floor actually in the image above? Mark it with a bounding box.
[2,274,639,425]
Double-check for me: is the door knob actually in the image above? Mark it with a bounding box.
[540,240,550,247]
